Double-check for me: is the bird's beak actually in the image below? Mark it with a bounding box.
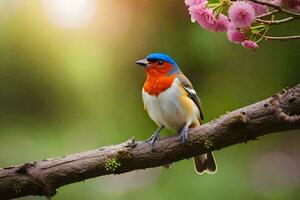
[135,59,149,67]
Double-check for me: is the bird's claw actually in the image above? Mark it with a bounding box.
[145,133,160,148]
[179,127,189,144]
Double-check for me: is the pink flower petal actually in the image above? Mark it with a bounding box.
[227,22,246,43]
[228,1,255,28]
[185,0,207,7]
[271,0,282,6]
[242,40,259,50]
[189,4,218,31]
[249,2,269,15]
[213,14,229,32]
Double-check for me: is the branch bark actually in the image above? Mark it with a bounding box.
[248,0,300,16]
[1,84,300,200]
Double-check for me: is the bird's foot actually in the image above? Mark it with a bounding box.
[145,132,160,148]
[145,126,164,148]
[179,126,189,144]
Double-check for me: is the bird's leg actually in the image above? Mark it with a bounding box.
[178,123,189,144]
[145,125,165,147]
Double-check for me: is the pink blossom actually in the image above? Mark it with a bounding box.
[242,40,259,50]
[189,5,228,32]
[249,2,269,15]
[189,4,218,31]
[185,0,207,7]
[197,8,217,30]
[213,14,229,32]
[270,0,282,5]
[187,1,208,22]
[228,1,255,28]
[227,23,246,43]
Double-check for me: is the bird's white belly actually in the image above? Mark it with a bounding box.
[142,79,198,130]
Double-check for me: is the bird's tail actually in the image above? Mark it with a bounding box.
[191,119,217,175]
[193,152,217,174]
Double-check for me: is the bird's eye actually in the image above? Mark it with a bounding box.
[157,60,164,65]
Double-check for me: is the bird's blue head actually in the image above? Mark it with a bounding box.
[135,53,181,76]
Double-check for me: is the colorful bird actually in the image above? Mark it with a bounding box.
[135,53,217,174]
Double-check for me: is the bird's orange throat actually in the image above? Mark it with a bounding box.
[143,74,176,96]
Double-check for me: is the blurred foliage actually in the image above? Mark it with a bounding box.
[0,0,299,200]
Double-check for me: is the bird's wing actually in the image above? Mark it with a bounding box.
[176,73,204,120]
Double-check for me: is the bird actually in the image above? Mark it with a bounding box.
[135,53,217,174]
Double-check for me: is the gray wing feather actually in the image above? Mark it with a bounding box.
[177,74,204,120]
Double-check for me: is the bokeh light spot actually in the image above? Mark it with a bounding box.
[43,0,97,28]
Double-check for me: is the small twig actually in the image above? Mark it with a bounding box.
[256,27,269,43]
[281,8,300,17]
[261,35,300,40]
[256,9,279,18]
[255,16,296,24]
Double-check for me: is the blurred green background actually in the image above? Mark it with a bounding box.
[0,0,299,199]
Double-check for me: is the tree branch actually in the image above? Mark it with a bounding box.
[248,0,300,16]
[1,84,300,200]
